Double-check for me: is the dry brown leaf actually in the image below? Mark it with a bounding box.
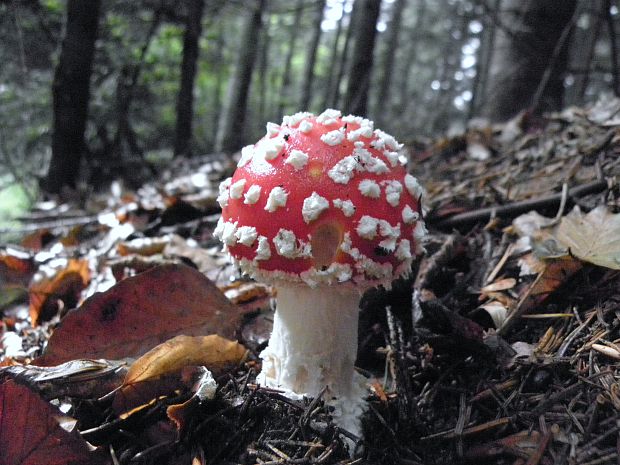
[554,206,620,269]
[34,264,247,366]
[515,257,583,317]
[112,334,246,413]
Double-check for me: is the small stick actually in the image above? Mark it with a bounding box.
[432,179,610,229]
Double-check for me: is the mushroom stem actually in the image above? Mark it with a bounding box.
[257,284,366,430]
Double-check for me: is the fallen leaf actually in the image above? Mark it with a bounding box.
[34,264,246,366]
[0,379,107,465]
[0,247,35,286]
[554,205,620,269]
[478,301,509,328]
[117,236,170,256]
[500,256,583,334]
[480,278,516,294]
[113,335,246,413]
[29,259,90,326]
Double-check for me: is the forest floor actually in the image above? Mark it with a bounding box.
[1,99,620,465]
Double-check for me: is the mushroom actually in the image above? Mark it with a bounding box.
[214,109,426,434]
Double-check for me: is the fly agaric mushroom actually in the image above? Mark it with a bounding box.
[214,109,426,433]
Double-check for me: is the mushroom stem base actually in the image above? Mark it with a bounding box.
[257,284,366,432]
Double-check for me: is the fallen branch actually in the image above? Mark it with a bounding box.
[431,179,612,229]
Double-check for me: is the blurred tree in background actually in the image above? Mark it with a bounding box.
[1,0,619,199]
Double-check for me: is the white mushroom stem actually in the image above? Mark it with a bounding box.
[257,283,367,434]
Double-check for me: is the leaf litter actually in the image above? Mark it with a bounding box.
[0,98,620,464]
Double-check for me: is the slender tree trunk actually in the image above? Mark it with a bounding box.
[299,0,326,111]
[278,0,304,118]
[321,0,346,110]
[398,0,426,116]
[257,14,271,127]
[210,22,225,150]
[482,0,577,121]
[215,0,265,153]
[468,0,500,119]
[174,0,205,157]
[374,0,407,126]
[343,0,382,116]
[46,0,101,193]
[429,9,469,133]
[333,1,360,108]
[113,9,162,159]
[565,1,603,105]
[605,0,620,96]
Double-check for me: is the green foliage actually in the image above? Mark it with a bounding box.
[0,183,33,226]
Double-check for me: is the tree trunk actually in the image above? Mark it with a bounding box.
[605,0,620,96]
[397,0,426,119]
[46,0,101,193]
[321,0,346,111]
[343,0,382,116]
[332,0,360,108]
[174,0,205,158]
[469,0,500,119]
[277,0,304,118]
[374,0,407,126]
[482,0,577,122]
[299,0,326,111]
[209,21,225,151]
[215,0,265,153]
[257,13,271,128]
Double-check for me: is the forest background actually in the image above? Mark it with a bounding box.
[0,0,617,217]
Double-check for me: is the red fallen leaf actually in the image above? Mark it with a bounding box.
[34,264,246,366]
[0,379,108,465]
[21,229,55,251]
[29,258,91,326]
[0,247,36,287]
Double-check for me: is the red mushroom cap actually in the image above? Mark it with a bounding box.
[214,109,426,288]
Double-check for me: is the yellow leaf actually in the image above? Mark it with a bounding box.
[113,334,247,413]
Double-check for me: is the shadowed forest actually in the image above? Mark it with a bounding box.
[0,0,618,200]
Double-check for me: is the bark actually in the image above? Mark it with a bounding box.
[46,0,101,193]
[257,12,271,127]
[469,0,500,119]
[277,0,304,118]
[112,10,162,160]
[343,0,382,116]
[215,0,265,153]
[565,1,603,105]
[332,0,360,108]
[321,0,346,111]
[398,0,426,114]
[299,0,326,111]
[482,0,577,122]
[174,0,205,157]
[210,21,225,150]
[374,0,407,126]
[605,0,620,96]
